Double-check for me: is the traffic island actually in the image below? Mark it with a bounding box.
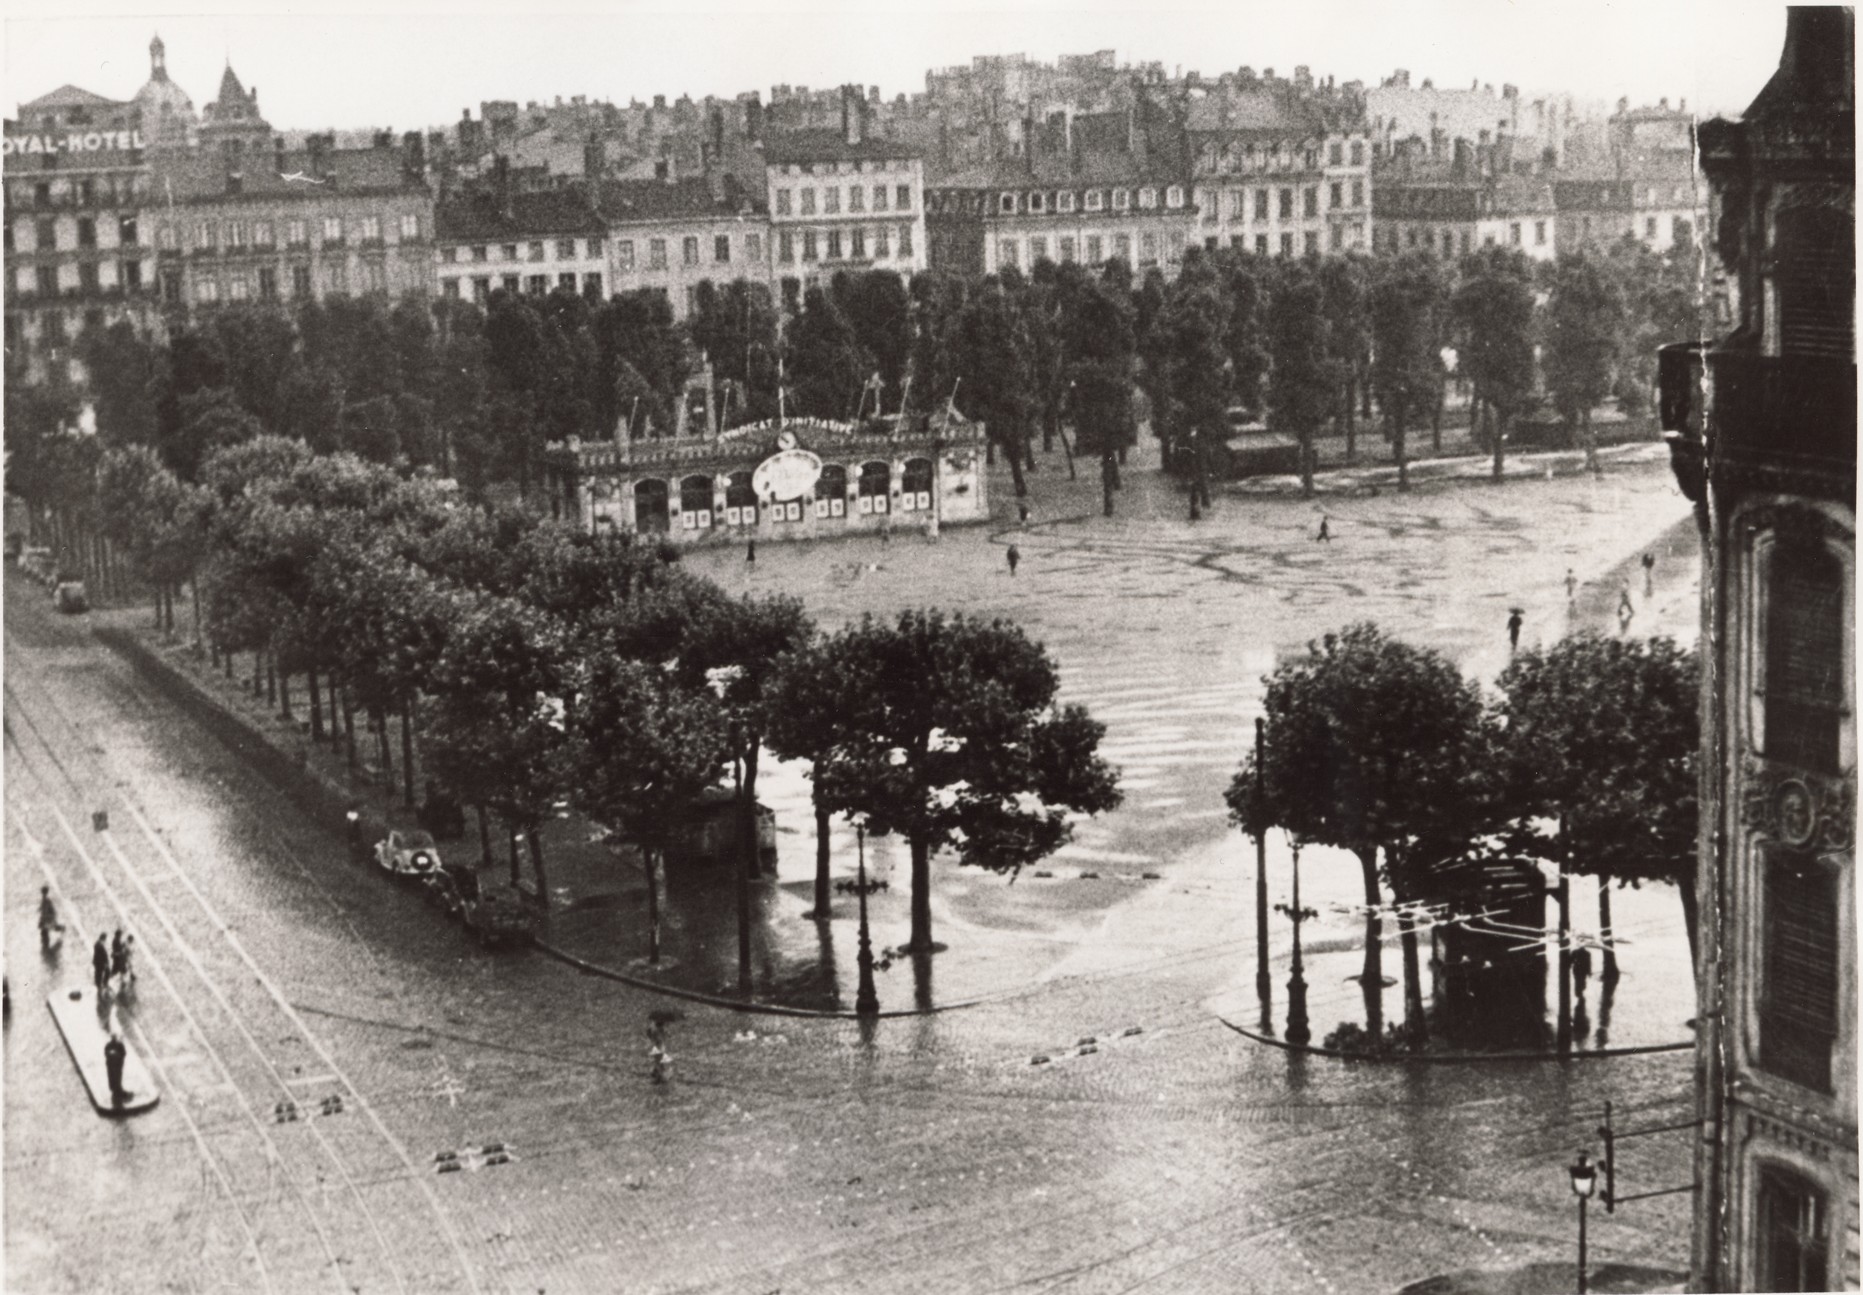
[1398,1261,1685,1295]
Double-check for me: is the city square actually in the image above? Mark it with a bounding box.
[3,7,1853,1293]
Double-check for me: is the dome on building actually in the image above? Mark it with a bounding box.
[133,33,196,149]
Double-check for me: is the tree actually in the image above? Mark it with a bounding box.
[951,284,1038,497]
[770,610,1122,953]
[762,636,844,920]
[563,647,730,966]
[787,286,872,421]
[1062,275,1138,516]
[1151,255,1232,514]
[1369,253,1449,492]
[1542,251,1624,475]
[1319,255,1372,462]
[689,280,781,426]
[1228,623,1495,1043]
[1265,264,1335,499]
[1217,253,1272,418]
[675,592,816,987]
[833,271,912,415]
[168,387,265,482]
[420,593,567,901]
[1452,248,1537,481]
[1494,633,1700,976]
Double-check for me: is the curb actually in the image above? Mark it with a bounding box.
[91,623,983,1022]
[531,941,987,1020]
[1215,1014,1693,1064]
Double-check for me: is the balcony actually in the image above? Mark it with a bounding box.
[1706,349,1856,472]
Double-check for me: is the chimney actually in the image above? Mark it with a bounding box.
[1678,97,1686,113]
[841,85,863,145]
[403,130,426,180]
[745,91,763,143]
[494,154,512,218]
[273,135,286,174]
[1452,137,1472,176]
[653,94,667,110]
[1429,113,1445,159]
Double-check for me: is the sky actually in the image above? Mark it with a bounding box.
[5,1,1791,136]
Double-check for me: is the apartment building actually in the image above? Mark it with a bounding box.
[763,86,925,296]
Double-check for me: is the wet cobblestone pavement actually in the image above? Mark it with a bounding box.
[6,445,1698,1292]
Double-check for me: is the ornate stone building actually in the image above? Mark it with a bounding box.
[1662,9,1856,1290]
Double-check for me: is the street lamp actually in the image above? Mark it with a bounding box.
[1275,843,1316,1046]
[345,808,361,860]
[852,822,880,1017]
[1253,718,1271,1030]
[1568,1149,1597,1294]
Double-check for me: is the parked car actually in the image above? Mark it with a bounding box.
[374,829,441,877]
[53,580,88,614]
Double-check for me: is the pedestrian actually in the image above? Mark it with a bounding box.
[1316,516,1331,543]
[1617,582,1636,634]
[646,1020,672,1085]
[1017,499,1030,527]
[114,933,136,993]
[1571,942,1593,999]
[1006,544,1020,577]
[103,1031,128,1106]
[38,885,61,951]
[1507,608,1524,652]
[1642,551,1656,595]
[1565,568,1578,603]
[745,538,756,565]
[92,934,111,995]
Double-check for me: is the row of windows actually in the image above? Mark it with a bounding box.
[442,272,605,303]
[10,175,149,208]
[1196,138,1367,174]
[624,460,936,532]
[174,260,394,304]
[12,214,139,253]
[614,232,766,270]
[1198,183,1370,223]
[775,224,914,264]
[997,227,1189,270]
[773,184,914,217]
[153,212,422,253]
[442,236,604,265]
[21,260,144,295]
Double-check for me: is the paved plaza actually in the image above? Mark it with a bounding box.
[5,444,1700,1293]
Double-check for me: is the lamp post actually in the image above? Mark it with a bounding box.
[853,823,880,1017]
[732,720,752,997]
[346,808,362,862]
[1275,843,1315,1045]
[1568,1149,1597,1294]
[1253,718,1272,1030]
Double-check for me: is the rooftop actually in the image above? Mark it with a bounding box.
[761,127,922,165]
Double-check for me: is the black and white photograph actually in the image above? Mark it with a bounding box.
[1,2,1853,1291]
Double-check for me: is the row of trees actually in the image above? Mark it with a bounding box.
[7,233,1705,551]
[1229,623,1698,1048]
[88,436,1121,977]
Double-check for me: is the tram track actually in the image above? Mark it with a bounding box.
[5,655,486,1294]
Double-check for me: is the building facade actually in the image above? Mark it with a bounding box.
[598,176,771,319]
[763,88,926,294]
[435,175,608,304]
[925,107,1195,278]
[1554,154,1707,256]
[542,413,988,545]
[3,86,157,383]
[1186,91,1371,257]
[1663,9,1857,1291]
[1373,160,1556,261]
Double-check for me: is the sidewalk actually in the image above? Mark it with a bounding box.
[1399,1262,1686,1295]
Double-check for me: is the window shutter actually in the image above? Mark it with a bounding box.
[1760,850,1838,1092]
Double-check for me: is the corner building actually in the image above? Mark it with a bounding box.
[1663,9,1857,1290]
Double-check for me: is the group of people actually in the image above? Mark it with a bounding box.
[91,928,136,1000]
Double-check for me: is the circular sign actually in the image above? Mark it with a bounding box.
[777,429,798,450]
[752,448,822,502]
